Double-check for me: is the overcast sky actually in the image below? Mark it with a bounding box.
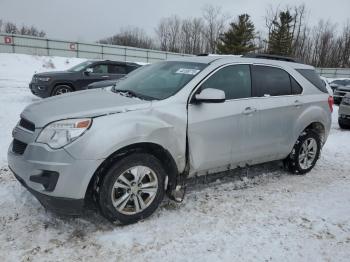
[0,0,349,42]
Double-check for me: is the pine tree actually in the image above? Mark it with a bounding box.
[217,14,256,55]
[267,11,294,56]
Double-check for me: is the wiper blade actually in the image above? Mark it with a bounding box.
[113,89,157,101]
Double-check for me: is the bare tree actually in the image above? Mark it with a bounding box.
[202,5,229,53]
[4,22,18,34]
[155,15,181,52]
[99,27,154,49]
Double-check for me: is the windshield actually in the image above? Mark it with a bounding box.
[68,61,94,72]
[112,61,207,100]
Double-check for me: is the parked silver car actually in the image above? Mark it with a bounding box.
[338,93,350,129]
[8,55,333,224]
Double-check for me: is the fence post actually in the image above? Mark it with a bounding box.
[124,47,127,61]
[101,45,104,59]
[46,39,49,56]
[11,34,15,53]
[146,50,149,63]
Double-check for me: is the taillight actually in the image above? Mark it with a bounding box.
[328,96,334,112]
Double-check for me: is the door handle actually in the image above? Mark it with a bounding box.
[101,75,110,78]
[242,107,257,115]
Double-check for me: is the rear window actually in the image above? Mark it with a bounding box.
[296,69,328,93]
[252,66,291,96]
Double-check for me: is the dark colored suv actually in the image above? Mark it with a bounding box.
[29,60,141,98]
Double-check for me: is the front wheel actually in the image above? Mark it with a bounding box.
[338,118,350,129]
[285,130,321,175]
[51,85,73,96]
[98,153,165,224]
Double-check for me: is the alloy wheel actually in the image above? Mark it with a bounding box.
[111,165,158,215]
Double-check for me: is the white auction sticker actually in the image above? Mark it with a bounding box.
[176,68,200,75]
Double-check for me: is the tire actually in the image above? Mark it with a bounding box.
[338,119,350,129]
[98,153,165,224]
[285,130,321,175]
[51,85,73,96]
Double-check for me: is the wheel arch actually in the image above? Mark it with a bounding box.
[51,83,75,95]
[85,142,179,202]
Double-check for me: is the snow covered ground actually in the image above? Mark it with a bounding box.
[0,54,350,261]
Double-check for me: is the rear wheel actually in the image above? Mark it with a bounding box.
[338,118,350,129]
[98,153,165,224]
[285,130,321,175]
[51,85,73,96]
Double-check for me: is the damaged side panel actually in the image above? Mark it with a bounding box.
[65,102,188,174]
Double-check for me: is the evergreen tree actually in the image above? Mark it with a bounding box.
[217,14,256,55]
[267,11,294,56]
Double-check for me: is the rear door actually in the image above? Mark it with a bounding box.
[108,63,128,80]
[251,65,303,160]
[187,64,257,174]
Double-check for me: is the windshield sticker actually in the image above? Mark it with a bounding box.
[176,68,200,75]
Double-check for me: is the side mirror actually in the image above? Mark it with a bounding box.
[194,88,225,103]
[84,68,93,76]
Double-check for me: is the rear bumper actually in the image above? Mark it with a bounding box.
[12,170,84,215]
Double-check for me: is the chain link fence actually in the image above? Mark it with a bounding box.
[1,33,349,78]
[0,33,190,63]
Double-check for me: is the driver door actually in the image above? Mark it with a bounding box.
[187,64,256,175]
[78,63,110,88]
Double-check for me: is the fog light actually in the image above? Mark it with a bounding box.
[30,171,59,192]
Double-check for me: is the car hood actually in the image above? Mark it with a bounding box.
[34,71,72,77]
[21,89,151,128]
[337,85,350,91]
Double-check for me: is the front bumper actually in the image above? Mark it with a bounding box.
[7,138,103,214]
[333,90,350,103]
[11,170,84,215]
[29,82,51,98]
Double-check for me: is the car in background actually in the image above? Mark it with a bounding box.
[338,93,350,129]
[85,64,145,90]
[320,76,333,96]
[29,60,141,98]
[329,79,350,104]
[329,79,350,91]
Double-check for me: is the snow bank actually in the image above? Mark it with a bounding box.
[0,53,86,88]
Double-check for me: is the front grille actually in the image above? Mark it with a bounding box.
[19,118,35,132]
[12,139,28,155]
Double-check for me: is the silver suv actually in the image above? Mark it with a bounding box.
[8,55,333,224]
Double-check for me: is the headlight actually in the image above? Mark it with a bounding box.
[37,77,51,82]
[36,118,92,149]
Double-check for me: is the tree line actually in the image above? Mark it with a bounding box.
[99,4,350,68]
[0,19,46,37]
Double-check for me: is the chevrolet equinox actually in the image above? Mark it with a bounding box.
[8,55,333,224]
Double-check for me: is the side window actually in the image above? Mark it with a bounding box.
[291,77,303,94]
[91,64,108,74]
[109,64,127,74]
[252,66,291,97]
[127,65,139,73]
[201,65,251,100]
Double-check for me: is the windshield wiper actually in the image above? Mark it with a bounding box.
[113,88,157,101]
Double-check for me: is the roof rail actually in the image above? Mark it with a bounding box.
[242,53,300,63]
